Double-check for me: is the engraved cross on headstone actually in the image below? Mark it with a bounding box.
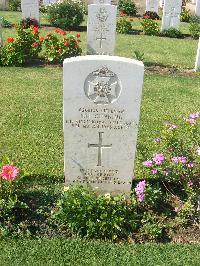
[88,132,112,166]
[166,7,178,27]
[96,33,106,48]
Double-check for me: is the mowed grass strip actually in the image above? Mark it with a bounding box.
[0,238,199,266]
[0,67,200,177]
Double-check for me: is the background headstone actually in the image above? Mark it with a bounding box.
[0,0,8,10]
[195,0,200,16]
[21,0,40,22]
[161,0,182,31]
[43,0,57,6]
[159,0,164,8]
[146,0,159,13]
[63,55,144,194]
[93,0,111,3]
[87,3,117,55]
[195,37,200,71]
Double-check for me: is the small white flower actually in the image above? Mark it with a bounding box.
[104,193,111,200]
[197,147,200,156]
[64,186,70,192]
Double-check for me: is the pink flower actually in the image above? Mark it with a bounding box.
[170,124,178,129]
[135,180,146,203]
[174,207,179,213]
[187,162,194,168]
[143,160,153,167]
[152,153,165,165]
[189,112,200,119]
[152,169,158,174]
[179,156,187,164]
[1,165,19,181]
[154,137,161,143]
[188,179,193,187]
[172,157,179,163]
[186,118,196,125]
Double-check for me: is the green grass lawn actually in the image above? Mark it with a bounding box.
[0,238,199,266]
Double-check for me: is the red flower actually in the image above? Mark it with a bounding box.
[58,48,62,54]
[64,40,69,46]
[76,33,80,38]
[32,26,39,34]
[7,37,14,43]
[40,36,44,42]
[31,42,39,48]
[55,28,66,35]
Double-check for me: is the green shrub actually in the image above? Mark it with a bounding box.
[46,0,85,30]
[118,0,137,17]
[133,50,145,61]
[141,18,159,36]
[9,0,21,11]
[43,29,82,64]
[1,17,13,28]
[162,28,182,39]
[117,18,132,34]
[20,18,39,29]
[180,8,191,23]
[143,11,160,21]
[189,16,200,39]
[1,25,42,66]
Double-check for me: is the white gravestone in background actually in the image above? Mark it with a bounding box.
[159,0,164,8]
[195,38,200,71]
[195,0,200,16]
[146,0,159,13]
[93,0,111,3]
[21,0,40,22]
[43,0,57,6]
[63,56,144,194]
[87,3,117,55]
[161,0,182,31]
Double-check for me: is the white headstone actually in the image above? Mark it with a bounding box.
[161,0,182,31]
[195,38,200,71]
[63,55,144,194]
[195,0,200,16]
[21,0,40,22]
[43,0,57,6]
[0,0,8,10]
[146,0,159,13]
[159,0,164,8]
[87,4,117,55]
[93,0,111,3]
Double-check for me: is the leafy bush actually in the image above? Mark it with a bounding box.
[43,29,82,64]
[180,8,191,23]
[9,0,21,11]
[1,25,42,66]
[118,0,137,17]
[46,0,85,30]
[1,17,13,28]
[20,18,39,29]
[141,18,159,36]
[189,16,200,39]
[143,11,160,21]
[54,185,162,241]
[117,18,132,34]
[162,28,182,39]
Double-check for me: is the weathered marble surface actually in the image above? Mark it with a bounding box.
[63,55,144,194]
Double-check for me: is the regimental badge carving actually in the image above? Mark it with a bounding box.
[96,7,109,22]
[84,67,122,105]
